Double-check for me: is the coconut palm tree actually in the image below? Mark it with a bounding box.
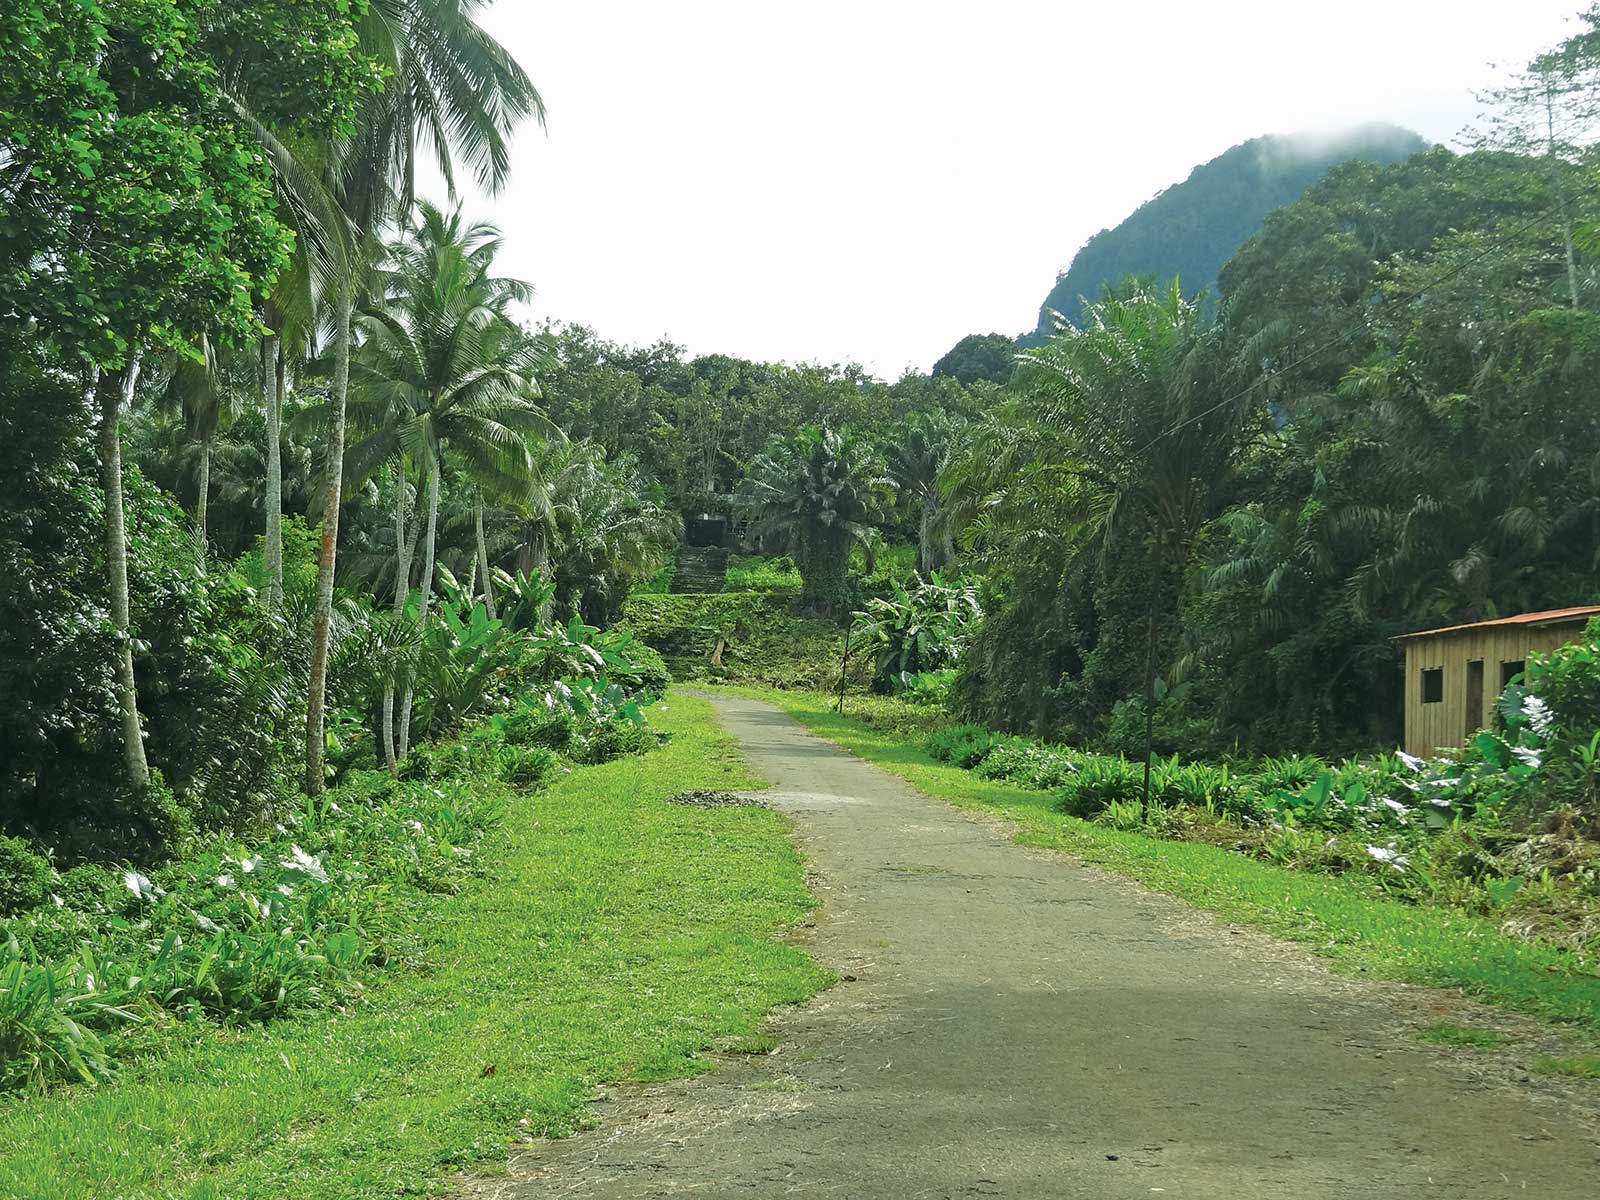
[735,424,893,613]
[298,0,545,792]
[155,339,253,573]
[345,202,551,764]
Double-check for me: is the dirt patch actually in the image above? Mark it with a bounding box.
[663,788,770,809]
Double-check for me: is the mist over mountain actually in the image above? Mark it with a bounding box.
[1023,123,1430,341]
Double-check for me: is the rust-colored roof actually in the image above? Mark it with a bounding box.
[1396,605,1600,640]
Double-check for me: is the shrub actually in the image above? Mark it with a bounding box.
[852,575,981,692]
[617,642,671,699]
[1253,755,1329,794]
[503,702,578,753]
[0,942,125,1092]
[1058,756,1146,818]
[924,725,1006,769]
[500,746,558,789]
[974,740,1080,789]
[895,668,957,707]
[1156,760,1253,817]
[575,718,657,765]
[0,838,51,916]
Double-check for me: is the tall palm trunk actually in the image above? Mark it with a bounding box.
[917,496,938,576]
[97,354,151,788]
[381,460,413,770]
[474,491,496,619]
[304,281,352,794]
[397,457,441,761]
[262,332,284,609]
[194,436,211,573]
[1546,87,1582,311]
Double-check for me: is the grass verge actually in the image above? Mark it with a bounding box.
[0,692,826,1200]
[726,685,1600,1035]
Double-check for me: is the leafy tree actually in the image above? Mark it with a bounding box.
[736,425,894,612]
[959,284,1255,785]
[932,333,1017,386]
[299,0,545,793]
[345,202,550,765]
[1,0,380,790]
[1467,5,1600,307]
[887,409,969,575]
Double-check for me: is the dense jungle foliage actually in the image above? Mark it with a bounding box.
[952,18,1600,758]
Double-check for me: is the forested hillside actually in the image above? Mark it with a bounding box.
[1026,123,1428,338]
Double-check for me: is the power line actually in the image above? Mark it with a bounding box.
[1132,199,1574,457]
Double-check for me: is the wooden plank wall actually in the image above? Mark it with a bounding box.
[1403,621,1587,757]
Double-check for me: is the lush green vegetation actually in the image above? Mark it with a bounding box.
[8,0,1600,1184]
[736,686,1600,1034]
[1022,124,1428,339]
[951,25,1600,758]
[0,694,827,1198]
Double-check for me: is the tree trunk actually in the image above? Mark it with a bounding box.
[474,492,496,619]
[304,282,352,795]
[263,333,284,610]
[529,528,553,624]
[194,437,211,573]
[1546,87,1582,311]
[918,499,937,576]
[381,460,413,771]
[97,355,151,788]
[397,457,440,761]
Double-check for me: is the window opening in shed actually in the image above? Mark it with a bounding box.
[1421,668,1443,704]
[1500,660,1525,689]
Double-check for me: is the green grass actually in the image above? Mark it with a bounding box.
[728,685,1600,1035]
[1410,1022,1511,1048]
[1533,1054,1600,1078]
[0,693,828,1199]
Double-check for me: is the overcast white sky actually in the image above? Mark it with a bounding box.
[434,1,1585,378]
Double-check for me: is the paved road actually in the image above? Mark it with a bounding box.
[476,694,1600,1198]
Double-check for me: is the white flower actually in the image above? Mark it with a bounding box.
[1428,777,1461,789]
[237,855,261,874]
[1382,798,1410,817]
[280,844,329,883]
[1396,751,1427,771]
[1511,745,1541,768]
[51,894,64,908]
[275,882,295,897]
[407,820,425,833]
[122,871,161,900]
[1366,844,1410,873]
[195,913,221,934]
[1521,694,1553,737]
[216,874,235,890]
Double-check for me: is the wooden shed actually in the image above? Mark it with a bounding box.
[1397,605,1600,757]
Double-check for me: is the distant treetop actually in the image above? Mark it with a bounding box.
[932,333,1017,386]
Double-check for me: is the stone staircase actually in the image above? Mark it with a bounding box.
[670,545,730,593]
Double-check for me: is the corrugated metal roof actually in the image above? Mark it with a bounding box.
[1396,605,1600,641]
